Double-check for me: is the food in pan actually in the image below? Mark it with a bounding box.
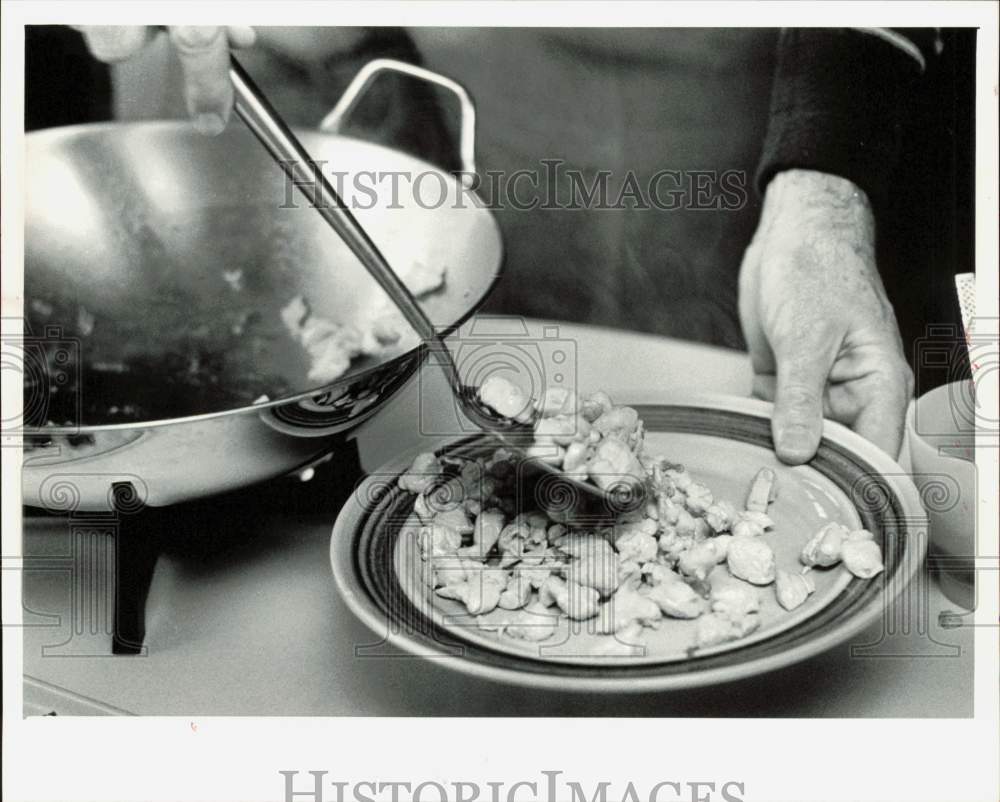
[281,261,447,385]
[399,391,884,654]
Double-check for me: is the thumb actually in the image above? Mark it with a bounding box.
[772,335,837,464]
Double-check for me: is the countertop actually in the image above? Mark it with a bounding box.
[21,319,975,716]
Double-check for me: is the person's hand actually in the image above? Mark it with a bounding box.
[73,26,257,134]
[739,168,913,464]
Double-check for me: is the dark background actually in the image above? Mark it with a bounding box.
[24,25,975,391]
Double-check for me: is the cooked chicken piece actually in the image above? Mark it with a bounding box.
[418,523,462,559]
[401,260,447,297]
[498,570,533,610]
[534,413,591,447]
[433,506,473,536]
[684,482,714,515]
[587,437,645,491]
[435,564,507,615]
[614,520,659,564]
[800,522,850,567]
[709,573,761,618]
[457,509,505,560]
[595,586,662,634]
[710,535,733,562]
[579,391,614,423]
[641,574,706,619]
[504,602,560,642]
[727,536,777,585]
[731,510,775,538]
[562,535,620,596]
[841,539,885,579]
[704,500,735,533]
[399,452,443,494]
[479,374,534,423]
[542,575,601,620]
[694,610,761,649]
[678,541,721,582]
[746,467,777,513]
[537,387,579,417]
[775,569,815,611]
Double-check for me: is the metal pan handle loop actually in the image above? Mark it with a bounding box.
[319,58,478,187]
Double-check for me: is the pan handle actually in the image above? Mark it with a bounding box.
[318,58,478,188]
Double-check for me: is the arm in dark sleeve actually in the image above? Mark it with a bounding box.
[755,28,942,202]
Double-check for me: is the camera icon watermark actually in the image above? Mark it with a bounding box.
[1,317,81,442]
[418,316,578,437]
[912,318,998,442]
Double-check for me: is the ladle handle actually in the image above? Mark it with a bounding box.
[229,56,440,347]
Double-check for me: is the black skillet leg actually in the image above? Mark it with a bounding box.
[110,482,159,655]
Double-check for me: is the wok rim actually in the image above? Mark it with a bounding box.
[23,121,505,434]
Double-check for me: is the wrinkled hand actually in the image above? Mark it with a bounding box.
[739,169,913,463]
[73,26,257,134]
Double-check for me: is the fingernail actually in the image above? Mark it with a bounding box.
[193,112,226,136]
[777,424,815,462]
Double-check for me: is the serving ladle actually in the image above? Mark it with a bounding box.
[229,56,635,510]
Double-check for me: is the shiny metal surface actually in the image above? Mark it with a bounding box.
[229,58,518,435]
[23,73,502,508]
[230,57,446,358]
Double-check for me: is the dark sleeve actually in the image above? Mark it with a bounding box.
[755,28,942,202]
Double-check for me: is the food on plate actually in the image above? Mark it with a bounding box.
[399,451,444,494]
[643,563,707,618]
[396,393,888,656]
[726,536,777,585]
[710,572,761,618]
[478,381,647,491]
[800,522,849,568]
[745,467,777,512]
[281,261,446,385]
[504,603,560,642]
[478,375,535,423]
[397,392,890,656]
[730,510,773,538]
[774,568,815,611]
[694,608,762,649]
[691,572,763,648]
[840,537,885,579]
[799,523,884,579]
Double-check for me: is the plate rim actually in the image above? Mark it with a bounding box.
[330,393,928,692]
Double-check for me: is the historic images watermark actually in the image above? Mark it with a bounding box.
[279,160,750,213]
[279,771,747,802]
[1,315,81,442]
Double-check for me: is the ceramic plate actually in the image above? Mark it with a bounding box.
[331,395,926,691]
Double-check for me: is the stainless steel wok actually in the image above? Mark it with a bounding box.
[20,60,503,511]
